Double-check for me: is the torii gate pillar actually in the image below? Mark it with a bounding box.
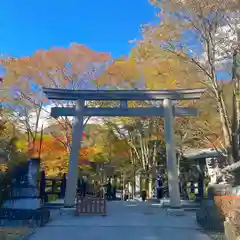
[64,100,85,207]
[163,99,181,208]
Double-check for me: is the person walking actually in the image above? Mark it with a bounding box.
[106,181,112,200]
[156,175,163,200]
[124,186,129,201]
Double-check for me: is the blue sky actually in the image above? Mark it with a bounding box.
[0,0,156,58]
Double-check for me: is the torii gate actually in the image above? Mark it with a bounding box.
[43,88,205,208]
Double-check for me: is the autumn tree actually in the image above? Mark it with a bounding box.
[0,107,27,168]
[95,40,210,193]
[101,115,165,196]
[133,0,240,183]
[82,124,128,182]
[96,35,224,187]
[0,44,111,158]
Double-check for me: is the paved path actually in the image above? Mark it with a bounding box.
[30,201,211,240]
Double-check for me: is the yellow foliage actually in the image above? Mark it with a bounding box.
[97,38,203,91]
[97,58,141,88]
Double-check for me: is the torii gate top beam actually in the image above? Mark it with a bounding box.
[43,88,205,101]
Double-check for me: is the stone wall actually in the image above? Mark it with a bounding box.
[196,199,224,231]
[196,184,240,236]
[214,187,240,240]
[224,208,240,240]
[224,219,240,240]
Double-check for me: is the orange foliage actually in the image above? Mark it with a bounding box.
[0,44,111,90]
[97,58,140,87]
[28,135,94,166]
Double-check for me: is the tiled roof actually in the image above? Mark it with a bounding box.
[182,148,226,159]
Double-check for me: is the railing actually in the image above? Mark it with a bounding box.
[76,195,107,216]
[40,174,96,203]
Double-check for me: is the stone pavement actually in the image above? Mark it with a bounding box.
[30,201,212,240]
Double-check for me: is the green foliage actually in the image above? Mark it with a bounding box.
[0,107,29,204]
[47,194,59,202]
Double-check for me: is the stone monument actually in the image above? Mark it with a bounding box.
[0,158,50,227]
[3,158,41,209]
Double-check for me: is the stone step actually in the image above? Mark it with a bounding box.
[160,199,200,209]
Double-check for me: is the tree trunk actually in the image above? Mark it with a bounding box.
[135,173,141,194]
[148,173,153,198]
[232,91,239,161]
[221,160,240,176]
[144,175,149,198]
[216,90,234,164]
[132,164,136,197]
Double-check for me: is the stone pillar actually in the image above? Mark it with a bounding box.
[163,98,181,208]
[64,100,85,207]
